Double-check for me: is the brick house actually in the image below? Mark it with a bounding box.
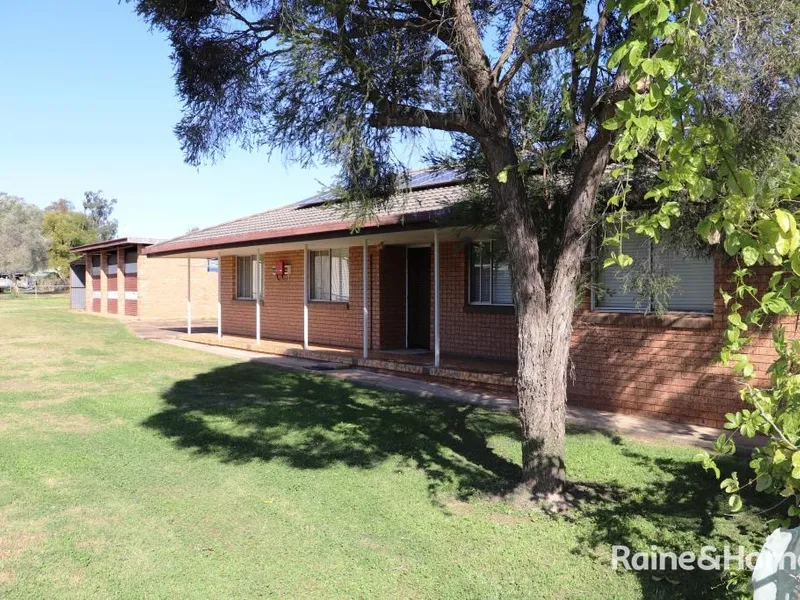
[70,237,218,320]
[143,172,769,427]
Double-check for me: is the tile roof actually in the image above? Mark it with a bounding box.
[70,237,165,253]
[145,182,466,255]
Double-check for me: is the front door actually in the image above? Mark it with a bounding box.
[407,247,431,349]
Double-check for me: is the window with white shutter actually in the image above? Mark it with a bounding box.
[595,233,713,314]
[468,241,513,306]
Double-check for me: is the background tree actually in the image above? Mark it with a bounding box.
[131,0,795,499]
[42,200,98,277]
[0,193,48,280]
[83,190,118,241]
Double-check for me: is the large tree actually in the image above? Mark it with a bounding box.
[0,193,48,277]
[83,190,118,241]
[42,200,98,277]
[131,0,796,497]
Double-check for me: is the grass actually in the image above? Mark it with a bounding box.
[0,294,768,598]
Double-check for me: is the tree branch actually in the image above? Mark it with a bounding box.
[582,3,608,123]
[369,103,485,137]
[492,0,532,80]
[497,38,568,89]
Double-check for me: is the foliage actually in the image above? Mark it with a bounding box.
[83,190,118,241]
[42,203,97,277]
[0,193,48,276]
[593,0,800,524]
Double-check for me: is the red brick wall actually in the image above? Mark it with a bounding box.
[220,246,386,348]
[218,238,786,427]
[434,241,517,360]
[431,243,790,426]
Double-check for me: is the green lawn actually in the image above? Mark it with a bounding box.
[0,294,767,598]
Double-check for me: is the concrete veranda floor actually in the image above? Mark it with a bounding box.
[125,319,761,455]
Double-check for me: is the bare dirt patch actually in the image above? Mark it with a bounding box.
[43,476,72,488]
[0,509,46,561]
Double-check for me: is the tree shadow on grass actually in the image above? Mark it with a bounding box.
[144,362,769,598]
[565,427,770,599]
[143,361,522,499]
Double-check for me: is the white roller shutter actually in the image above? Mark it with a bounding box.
[596,234,651,312]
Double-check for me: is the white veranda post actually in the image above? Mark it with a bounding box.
[434,230,440,368]
[217,254,222,339]
[187,256,192,336]
[256,250,262,344]
[303,245,309,350]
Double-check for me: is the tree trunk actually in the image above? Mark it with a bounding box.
[481,133,611,499]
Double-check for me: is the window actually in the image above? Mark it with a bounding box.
[124,249,138,274]
[595,233,714,314]
[90,255,101,277]
[106,252,117,275]
[469,241,512,305]
[207,258,219,273]
[236,256,261,300]
[309,248,349,302]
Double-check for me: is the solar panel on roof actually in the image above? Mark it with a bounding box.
[293,169,464,210]
[293,190,337,209]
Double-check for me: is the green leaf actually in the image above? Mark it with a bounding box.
[497,170,508,184]
[617,253,633,267]
[729,494,743,512]
[724,234,741,256]
[641,58,658,76]
[756,474,773,492]
[775,209,795,234]
[655,1,670,23]
[608,43,630,70]
[741,246,759,267]
[627,0,652,16]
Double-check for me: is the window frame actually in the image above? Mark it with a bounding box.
[592,234,714,315]
[308,248,350,303]
[106,251,118,276]
[467,240,513,307]
[124,249,138,274]
[235,255,261,301]
[90,255,101,277]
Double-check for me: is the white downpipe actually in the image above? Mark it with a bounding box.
[303,245,309,350]
[217,255,222,339]
[434,230,440,368]
[187,256,192,336]
[256,250,261,344]
[363,238,368,359]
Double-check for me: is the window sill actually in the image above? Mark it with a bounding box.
[233,297,257,303]
[581,311,713,330]
[309,300,350,309]
[465,304,515,315]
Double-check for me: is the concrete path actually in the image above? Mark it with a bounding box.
[148,335,760,455]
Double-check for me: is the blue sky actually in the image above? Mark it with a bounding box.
[0,1,439,240]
